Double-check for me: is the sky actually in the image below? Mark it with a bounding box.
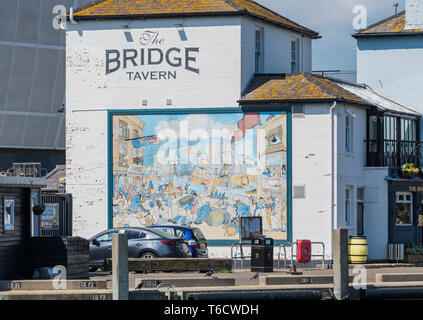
[256,0,405,71]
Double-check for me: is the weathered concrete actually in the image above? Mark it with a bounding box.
[112,233,128,300]
[0,280,107,291]
[260,275,354,286]
[333,229,349,300]
[104,258,232,273]
[134,276,236,289]
[376,273,423,283]
[0,289,165,300]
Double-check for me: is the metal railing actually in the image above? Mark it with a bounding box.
[276,244,288,269]
[366,139,422,168]
[231,241,325,270]
[230,243,250,269]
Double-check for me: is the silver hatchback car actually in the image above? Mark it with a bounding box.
[89,227,191,270]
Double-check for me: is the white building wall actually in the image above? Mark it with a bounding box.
[334,103,390,260]
[291,104,334,260]
[336,104,367,234]
[357,37,423,113]
[66,17,243,239]
[406,0,423,29]
[66,15,316,258]
[240,17,313,93]
[363,167,389,260]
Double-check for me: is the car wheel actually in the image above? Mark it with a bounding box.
[139,252,156,259]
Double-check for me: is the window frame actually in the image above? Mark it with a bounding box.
[394,192,413,226]
[255,26,264,74]
[357,187,364,236]
[291,38,300,73]
[345,114,354,154]
[345,186,353,226]
[3,198,15,232]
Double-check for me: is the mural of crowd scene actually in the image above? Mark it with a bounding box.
[112,112,288,241]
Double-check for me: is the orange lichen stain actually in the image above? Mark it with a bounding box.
[73,0,318,38]
[358,12,423,35]
[241,73,366,105]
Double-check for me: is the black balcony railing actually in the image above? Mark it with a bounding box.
[366,139,423,168]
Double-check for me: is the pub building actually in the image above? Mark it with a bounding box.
[66,0,423,262]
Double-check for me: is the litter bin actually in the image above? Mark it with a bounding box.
[251,236,273,272]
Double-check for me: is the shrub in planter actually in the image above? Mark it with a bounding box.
[405,242,423,263]
[401,163,419,178]
[32,204,46,216]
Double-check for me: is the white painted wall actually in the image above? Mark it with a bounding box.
[357,37,423,113]
[67,15,314,242]
[66,13,378,263]
[336,104,367,233]
[66,16,243,238]
[406,0,423,29]
[363,167,389,260]
[291,104,333,260]
[333,103,390,260]
[66,17,242,111]
[240,16,312,93]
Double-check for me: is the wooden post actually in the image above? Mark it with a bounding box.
[333,228,349,300]
[112,233,128,300]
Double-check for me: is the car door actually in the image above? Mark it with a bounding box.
[125,230,148,257]
[90,230,118,263]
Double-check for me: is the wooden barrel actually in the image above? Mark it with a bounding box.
[348,236,368,264]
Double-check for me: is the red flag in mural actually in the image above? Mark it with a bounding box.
[231,113,261,143]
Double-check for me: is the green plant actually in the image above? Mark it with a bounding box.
[405,242,423,255]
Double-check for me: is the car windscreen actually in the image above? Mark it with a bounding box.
[192,228,206,241]
[149,228,179,239]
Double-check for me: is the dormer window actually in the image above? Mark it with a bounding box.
[255,27,264,73]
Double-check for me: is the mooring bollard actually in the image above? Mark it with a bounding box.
[333,228,349,300]
[112,233,129,300]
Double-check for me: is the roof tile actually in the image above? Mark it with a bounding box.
[240,73,367,105]
[355,11,423,36]
[240,73,420,117]
[73,0,319,38]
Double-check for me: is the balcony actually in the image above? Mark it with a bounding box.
[366,139,422,169]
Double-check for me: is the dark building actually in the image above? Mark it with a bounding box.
[0,0,95,173]
[0,176,46,280]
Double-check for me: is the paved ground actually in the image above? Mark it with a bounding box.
[2,265,423,300]
[89,265,423,288]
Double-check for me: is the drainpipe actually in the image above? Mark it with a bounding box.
[330,101,338,260]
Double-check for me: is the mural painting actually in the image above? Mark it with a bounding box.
[111,112,288,241]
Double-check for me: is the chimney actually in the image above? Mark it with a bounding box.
[405,0,423,29]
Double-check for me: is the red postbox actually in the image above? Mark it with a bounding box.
[297,240,312,264]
